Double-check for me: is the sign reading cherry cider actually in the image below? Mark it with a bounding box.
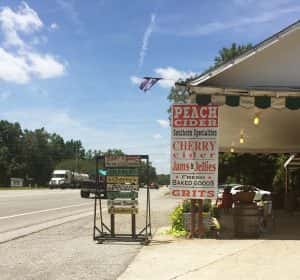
[170,104,219,199]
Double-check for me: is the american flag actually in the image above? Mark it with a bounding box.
[139,77,162,92]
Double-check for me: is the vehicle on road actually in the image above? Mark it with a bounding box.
[49,170,93,189]
[230,185,271,201]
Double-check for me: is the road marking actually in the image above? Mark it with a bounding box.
[0,202,91,220]
[0,211,93,244]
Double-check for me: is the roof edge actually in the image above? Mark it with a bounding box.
[189,20,300,87]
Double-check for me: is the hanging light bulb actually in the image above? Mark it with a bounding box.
[253,115,260,126]
[230,147,235,153]
[240,134,245,144]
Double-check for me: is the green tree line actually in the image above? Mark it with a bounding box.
[0,120,158,186]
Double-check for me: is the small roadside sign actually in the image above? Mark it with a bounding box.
[107,176,139,185]
[106,191,138,199]
[108,207,138,215]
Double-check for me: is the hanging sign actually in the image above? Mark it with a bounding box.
[105,155,141,167]
[170,104,219,199]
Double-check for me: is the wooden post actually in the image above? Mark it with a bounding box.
[131,214,136,238]
[111,214,115,237]
[197,199,204,237]
[190,200,196,238]
[285,168,288,193]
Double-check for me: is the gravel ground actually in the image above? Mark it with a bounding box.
[0,189,179,280]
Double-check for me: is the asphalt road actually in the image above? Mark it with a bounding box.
[0,189,93,237]
[0,188,179,280]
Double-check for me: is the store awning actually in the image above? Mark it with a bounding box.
[186,87,300,153]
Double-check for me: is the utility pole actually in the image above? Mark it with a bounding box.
[75,142,79,172]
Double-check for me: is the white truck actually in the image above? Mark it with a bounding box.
[49,170,92,188]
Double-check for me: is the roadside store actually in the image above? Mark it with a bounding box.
[175,21,300,237]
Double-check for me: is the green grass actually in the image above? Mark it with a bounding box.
[0,186,47,190]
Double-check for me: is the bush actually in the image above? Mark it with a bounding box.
[168,204,188,237]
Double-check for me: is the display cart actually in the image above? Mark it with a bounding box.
[93,155,152,244]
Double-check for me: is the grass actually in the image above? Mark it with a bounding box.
[0,186,47,190]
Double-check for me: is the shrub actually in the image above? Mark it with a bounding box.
[168,204,188,237]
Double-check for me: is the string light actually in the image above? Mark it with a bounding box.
[240,133,245,144]
[253,115,260,126]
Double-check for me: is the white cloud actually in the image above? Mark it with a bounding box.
[0,48,65,84]
[139,13,156,68]
[130,75,142,85]
[0,2,43,47]
[155,67,196,88]
[153,133,162,139]
[157,119,169,128]
[0,48,30,83]
[50,22,59,30]
[26,52,65,79]
[0,2,65,84]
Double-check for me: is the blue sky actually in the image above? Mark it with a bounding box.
[0,0,300,173]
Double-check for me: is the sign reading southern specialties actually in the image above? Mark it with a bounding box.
[105,155,141,167]
[170,104,219,199]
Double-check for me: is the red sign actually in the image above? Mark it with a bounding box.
[170,104,219,199]
[172,104,218,128]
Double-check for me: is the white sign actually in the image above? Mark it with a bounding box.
[10,177,24,187]
[170,104,219,199]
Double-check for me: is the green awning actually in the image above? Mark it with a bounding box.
[196,94,300,110]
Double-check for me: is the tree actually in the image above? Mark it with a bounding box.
[157,174,170,185]
[0,121,25,185]
[214,43,253,67]
[22,128,54,186]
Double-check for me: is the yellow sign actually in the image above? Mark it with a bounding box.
[107,176,139,185]
[108,207,138,214]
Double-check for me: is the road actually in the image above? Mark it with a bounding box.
[0,188,179,280]
[0,189,93,240]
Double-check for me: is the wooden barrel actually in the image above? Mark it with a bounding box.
[234,204,260,238]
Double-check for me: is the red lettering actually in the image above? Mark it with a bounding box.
[207,190,215,198]
[182,190,190,197]
[197,190,206,197]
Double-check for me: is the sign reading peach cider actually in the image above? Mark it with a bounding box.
[170,104,219,199]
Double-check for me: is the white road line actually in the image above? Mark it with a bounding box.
[0,202,92,220]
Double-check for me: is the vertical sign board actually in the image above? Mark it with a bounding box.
[170,104,219,199]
